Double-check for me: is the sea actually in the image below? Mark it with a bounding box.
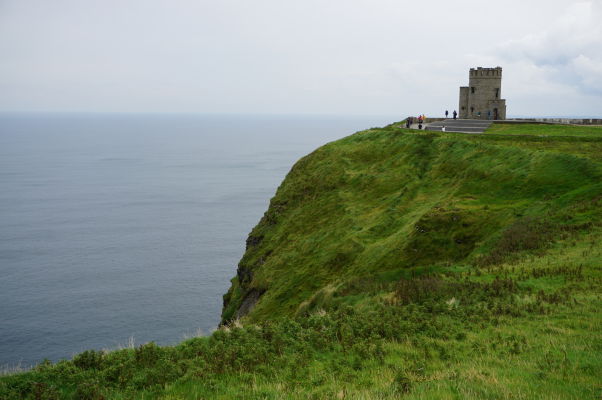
[0,113,395,367]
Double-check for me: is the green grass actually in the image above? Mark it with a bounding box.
[2,122,602,399]
[486,122,602,137]
[222,124,602,323]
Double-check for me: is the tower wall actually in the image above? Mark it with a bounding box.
[458,67,506,120]
[459,87,469,119]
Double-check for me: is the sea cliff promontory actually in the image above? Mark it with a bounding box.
[2,122,602,398]
[222,123,602,324]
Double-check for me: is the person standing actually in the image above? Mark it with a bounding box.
[453,110,457,120]
[445,110,449,119]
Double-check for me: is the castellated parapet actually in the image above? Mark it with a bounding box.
[459,67,506,120]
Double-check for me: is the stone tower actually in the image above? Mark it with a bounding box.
[459,67,506,120]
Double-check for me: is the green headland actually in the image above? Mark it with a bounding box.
[2,122,602,399]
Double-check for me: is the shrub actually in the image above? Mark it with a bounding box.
[73,350,104,371]
[393,372,412,394]
[134,342,162,367]
[394,276,446,304]
[478,218,555,266]
[73,382,104,400]
[31,382,59,400]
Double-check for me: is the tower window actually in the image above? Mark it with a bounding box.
[495,88,499,98]
[471,87,475,94]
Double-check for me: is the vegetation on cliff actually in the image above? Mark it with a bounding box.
[222,123,602,323]
[2,122,601,399]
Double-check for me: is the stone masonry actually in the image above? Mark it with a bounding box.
[459,67,506,120]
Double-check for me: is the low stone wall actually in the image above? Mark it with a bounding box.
[505,118,602,125]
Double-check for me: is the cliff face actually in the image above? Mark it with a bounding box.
[221,124,602,324]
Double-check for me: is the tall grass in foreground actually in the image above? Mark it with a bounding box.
[3,223,600,399]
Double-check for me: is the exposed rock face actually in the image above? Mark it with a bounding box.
[236,264,253,285]
[221,230,269,323]
[245,234,263,249]
[236,235,263,284]
[234,288,265,320]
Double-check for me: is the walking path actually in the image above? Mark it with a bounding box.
[423,119,493,134]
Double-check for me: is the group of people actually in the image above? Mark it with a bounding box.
[405,110,458,130]
[406,110,458,132]
[445,110,458,119]
[405,114,427,129]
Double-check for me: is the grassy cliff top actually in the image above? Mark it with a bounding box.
[222,122,602,323]
[486,122,602,137]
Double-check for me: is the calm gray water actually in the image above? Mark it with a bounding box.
[0,113,393,366]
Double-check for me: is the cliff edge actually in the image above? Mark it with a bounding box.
[221,123,602,323]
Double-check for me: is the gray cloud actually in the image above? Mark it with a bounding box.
[497,1,602,96]
[0,0,599,116]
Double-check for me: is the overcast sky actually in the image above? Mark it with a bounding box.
[1,0,600,116]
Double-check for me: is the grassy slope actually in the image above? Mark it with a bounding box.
[486,122,602,137]
[2,123,602,399]
[222,124,602,323]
